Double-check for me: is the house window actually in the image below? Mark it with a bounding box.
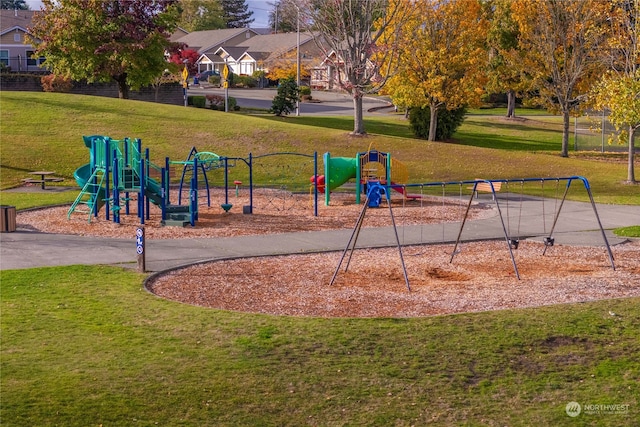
[14,32,21,42]
[26,50,37,66]
[0,50,8,66]
[246,31,251,39]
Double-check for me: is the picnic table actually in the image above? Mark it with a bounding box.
[22,171,64,190]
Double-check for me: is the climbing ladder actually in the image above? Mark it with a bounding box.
[67,167,106,221]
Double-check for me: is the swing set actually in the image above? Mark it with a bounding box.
[331,175,615,290]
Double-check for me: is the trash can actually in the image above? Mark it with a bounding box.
[1,205,16,232]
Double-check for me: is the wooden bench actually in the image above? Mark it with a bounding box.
[468,179,502,199]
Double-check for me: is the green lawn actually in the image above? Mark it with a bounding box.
[1,92,638,206]
[2,266,638,426]
[1,92,639,425]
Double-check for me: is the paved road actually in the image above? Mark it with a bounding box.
[188,87,394,116]
[1,196,638,272]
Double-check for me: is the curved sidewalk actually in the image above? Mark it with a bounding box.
[1,197,638,272]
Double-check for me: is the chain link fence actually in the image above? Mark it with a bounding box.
[574,112,634,153]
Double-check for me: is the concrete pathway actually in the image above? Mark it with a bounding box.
[1,196,638,272]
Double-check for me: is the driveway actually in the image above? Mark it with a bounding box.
[188,87,394,116]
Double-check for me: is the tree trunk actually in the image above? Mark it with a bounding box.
[428,104,438,141]
[114,74,129,99]
[352,92,366,135]
[561,109,570,157]
[506,90,516,118]
[628,125,636,183]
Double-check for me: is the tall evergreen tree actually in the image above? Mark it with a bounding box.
[221,0,253,28]
[1,0,29,10]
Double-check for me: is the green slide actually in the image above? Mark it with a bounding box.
[313,156,358,193]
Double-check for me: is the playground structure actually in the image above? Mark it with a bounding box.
[68,136,322,224]
[66,139,616,285]
[68,135,231,226]
[311,148,415,206]
[330,176,616,290]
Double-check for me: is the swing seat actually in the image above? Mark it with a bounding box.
[468,179,502,199]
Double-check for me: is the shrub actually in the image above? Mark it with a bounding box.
[191,95,206,108]
[299,86,311,97]
[408,105,467,140]
[206,94,225,109]
[41,74,72,93]
[270,77,299,116]
[205,94,237,111]
[228,96,238,110]
[235,75,257,88]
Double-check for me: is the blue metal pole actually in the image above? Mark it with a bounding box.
[138,149,145,225]
[193,157,199,221]
[165,156,171,206]
[313,151,318,217]
[113,148,120,224]
[104,138,110,221]
[161,166,167,221]
[145,148,150,221]
[224,157,229,205]
[248,153,253,214]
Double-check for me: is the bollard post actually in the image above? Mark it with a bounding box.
[136,226,145,273]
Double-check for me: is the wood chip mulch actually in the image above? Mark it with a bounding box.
[17,188,640,318]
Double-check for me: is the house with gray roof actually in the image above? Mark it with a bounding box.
[196,31,320,77]
[174,28,259,54]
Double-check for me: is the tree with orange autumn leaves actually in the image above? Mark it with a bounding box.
[265,49,310,82]
[380,0,489,142]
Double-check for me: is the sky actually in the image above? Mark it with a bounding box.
[24,0,273,29]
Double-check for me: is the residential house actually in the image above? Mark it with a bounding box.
[310,49,381,91]
[197,31,320,78]
[0,9,44,72]
[169,27,189,43]
[175,27,259,55]
[311,50,343,91]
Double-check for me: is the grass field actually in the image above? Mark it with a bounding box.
[2,266,638,426]
[1,92,638,206]
[1,92,639,425]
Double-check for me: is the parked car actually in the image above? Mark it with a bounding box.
[195,70,219,82]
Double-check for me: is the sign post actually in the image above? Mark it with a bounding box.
[136,226,146,273]
[182,66,189,107]
[222,63,229,112]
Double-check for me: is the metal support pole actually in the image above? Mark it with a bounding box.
[249,153,253,214]
[329,194,369,286]
[330,185,411,291]
[313,151,318,217]
[224,157,229,205]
